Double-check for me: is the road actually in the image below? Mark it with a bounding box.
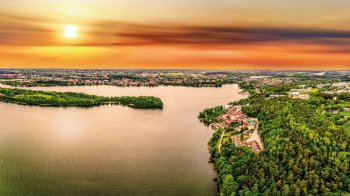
[218,130,225,154]
[244,120,264,151]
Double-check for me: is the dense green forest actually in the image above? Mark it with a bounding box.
[2,80,71,87]
[198,106,227,126]
[0,88,163,109]
[200,96,350,195]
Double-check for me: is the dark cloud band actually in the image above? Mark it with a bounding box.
[1,13,350,51]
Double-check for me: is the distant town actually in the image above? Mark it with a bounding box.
[0,69,349,88]
[0,69,236,87]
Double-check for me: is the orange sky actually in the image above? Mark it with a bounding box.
[1,0,350,69]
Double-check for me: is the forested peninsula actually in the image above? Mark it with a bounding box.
[0,88,163,109]
[199,89,350,195]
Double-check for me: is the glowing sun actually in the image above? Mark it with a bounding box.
[64,25,77,38]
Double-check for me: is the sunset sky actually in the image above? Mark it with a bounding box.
[1,0,350,69]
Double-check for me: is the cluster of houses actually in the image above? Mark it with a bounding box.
[0,71,228,87]
[330,82,350,93]
[243,77,296,86]
[232,135,262,153]
[329,108,350,115]
[320,82,350,94]
[289,88,310,100]
[269,89,310,100]
[218,105,262,153]
[219,106,257,131]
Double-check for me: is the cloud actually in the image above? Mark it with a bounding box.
[111,25,350,45]
[0,13,55,46]
[2,13,350,53]
[77,22,350,54]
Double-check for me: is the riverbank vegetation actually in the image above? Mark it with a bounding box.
[200,93,350,195]
[2,80,71,87]
[0,88,163,109]
[198,106,227,126]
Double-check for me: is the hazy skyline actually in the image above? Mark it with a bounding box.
[1,0,350,69]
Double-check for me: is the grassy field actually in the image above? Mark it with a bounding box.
[343,122,350,134]
[341,110,350,117]
[222,135,231,144]
[308,89,319,93]
[15,93,54,99]
[161,73,188,78]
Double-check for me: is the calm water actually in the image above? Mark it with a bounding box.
[0,84,246,195]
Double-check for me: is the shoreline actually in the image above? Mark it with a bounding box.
[0,82,237,89]
[206,123,221,192]
[201,87,251,194]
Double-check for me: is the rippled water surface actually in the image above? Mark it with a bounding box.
[0,85,246,195]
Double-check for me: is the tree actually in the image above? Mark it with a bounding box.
[221,174,238,196]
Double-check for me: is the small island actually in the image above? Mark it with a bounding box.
[0,87,163,109]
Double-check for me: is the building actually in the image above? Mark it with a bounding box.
[329,110,339,115]
[290,91,310,100]
[245,119,257,130]
[269,94,286,99]
[242,130,250,136]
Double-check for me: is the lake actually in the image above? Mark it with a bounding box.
[0,84,246,195]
